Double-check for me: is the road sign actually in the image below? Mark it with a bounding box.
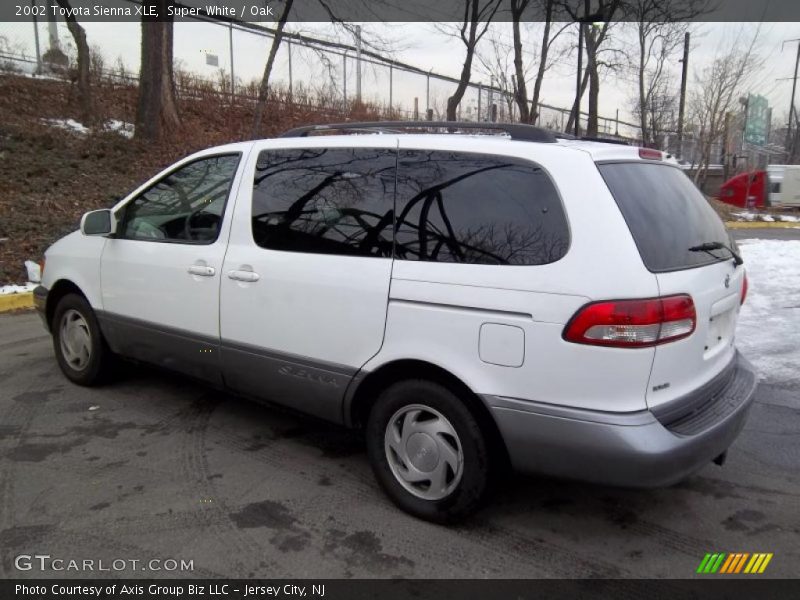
[744,94,769,146]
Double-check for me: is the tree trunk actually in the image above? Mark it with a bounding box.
[251,0,294,138]
[135,0,180,141]
[510,0,530,123]
[55,0,91,124]
[565,68,589,133]
[529,0,554,125]
[447,19,480,121]
[585,25,600,137]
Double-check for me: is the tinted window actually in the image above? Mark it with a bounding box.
[120,155,240,243]
[252,148,395,257]
[599,163,731,272]
[394,150,569,265]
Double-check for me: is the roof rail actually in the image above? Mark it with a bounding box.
[279,121,558,143]
[578,136,630,145]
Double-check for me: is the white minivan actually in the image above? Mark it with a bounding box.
[35,122,757,522]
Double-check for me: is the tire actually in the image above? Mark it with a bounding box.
[366,379,492,523]
[52,293,113,386]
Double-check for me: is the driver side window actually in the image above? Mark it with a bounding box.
[119,154,240,243]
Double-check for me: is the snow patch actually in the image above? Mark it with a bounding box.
[736,239,800,388]
[41,118,135,138]
[42,118,90,135]
[18,71,65,82]
[0,282,37,295]
[732,211,800,223]
[103,119,135,139]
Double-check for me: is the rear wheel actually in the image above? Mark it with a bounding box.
[52,293,113,386]
[366,379,492,523]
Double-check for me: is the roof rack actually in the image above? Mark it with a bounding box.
[279,121,558,143]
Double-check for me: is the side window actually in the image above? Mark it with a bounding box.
[119,154,241,243]
[252,147,395,258]
[394,150,569,265]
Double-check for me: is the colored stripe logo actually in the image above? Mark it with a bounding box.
[697,552,773,574]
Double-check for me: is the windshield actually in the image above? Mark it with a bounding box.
[598,162,731,272]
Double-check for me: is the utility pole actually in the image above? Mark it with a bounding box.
[46,1,59,53]
[355,25,362,104]
[477,83,482,122]
[489,75,494,122]
[722,111,731,181]
[677,31,690,160]
[228,22,235,104]
[783,39,800,160]
[287,39,293,98]
[31,0,42,74]
[426,71,430,115]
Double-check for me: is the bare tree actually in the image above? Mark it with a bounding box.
[249,2,399,136]
[688,28,762,186]
[625,1,711,145]
[135,0,180,141]
[509,0,533,122]
[476,32,519,120]
[251,0,294,137]
[583,3,621,136]
[439,0,503,121]
[54,0,92,123]
[631,78,677,146]
[510,0,569,124]
[560,0,622,136]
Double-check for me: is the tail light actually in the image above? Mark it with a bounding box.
[741,272,748,305]
[563,295,696,348]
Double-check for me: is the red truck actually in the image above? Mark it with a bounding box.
[718,170,769,209]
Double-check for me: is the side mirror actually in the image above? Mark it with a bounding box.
[80,209,117,237]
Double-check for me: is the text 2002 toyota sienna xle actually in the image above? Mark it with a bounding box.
[34,122,757,522]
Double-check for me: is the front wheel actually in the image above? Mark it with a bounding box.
[52,293,113,386]
[366,379,492,523]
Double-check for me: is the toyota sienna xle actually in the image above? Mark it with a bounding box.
[34,122,757,522]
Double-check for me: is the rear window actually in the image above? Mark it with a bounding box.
[598,162,730,272]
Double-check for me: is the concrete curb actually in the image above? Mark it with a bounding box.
[0,292,34,313]
[726,221,800,229]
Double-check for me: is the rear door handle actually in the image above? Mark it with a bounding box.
[188,265,215,277]
[227,270,260,282]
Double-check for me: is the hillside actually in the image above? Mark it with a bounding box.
[0,72,382,282]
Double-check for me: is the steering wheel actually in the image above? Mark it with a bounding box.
[184,208,220,241]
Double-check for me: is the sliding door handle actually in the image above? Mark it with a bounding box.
[227,270,260,282]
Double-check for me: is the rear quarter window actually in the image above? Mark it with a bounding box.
[394,150,569,265]
[598,162,731,272]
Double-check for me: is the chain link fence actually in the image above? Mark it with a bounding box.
[0,7,650,139]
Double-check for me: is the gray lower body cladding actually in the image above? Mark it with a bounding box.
[484,351,757,487]
[38,284,757,488]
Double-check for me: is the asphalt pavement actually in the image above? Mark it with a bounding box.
[1,312,798,579]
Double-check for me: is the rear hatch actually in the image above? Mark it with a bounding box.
[598,161,746,415]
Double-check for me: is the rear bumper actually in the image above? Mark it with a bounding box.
[485,351,757,487]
